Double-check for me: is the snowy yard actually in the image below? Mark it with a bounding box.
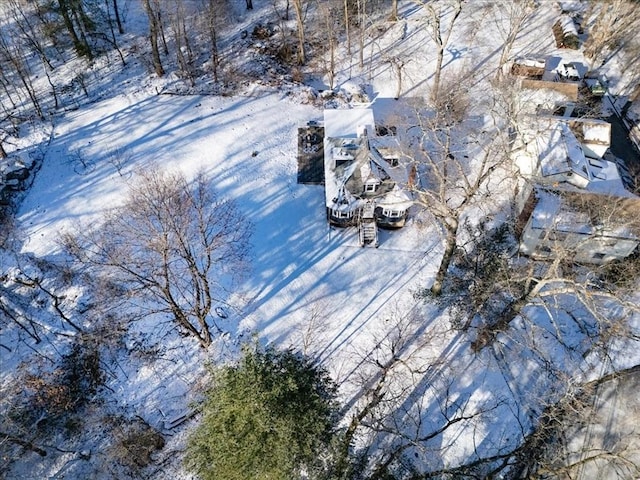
[2,0,640,478]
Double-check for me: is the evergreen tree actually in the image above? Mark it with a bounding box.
[185,345,339,480]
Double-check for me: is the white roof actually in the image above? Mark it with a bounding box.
[532,187,639,239]
[376,187,414,209]
[538,122,591,183]
[323,108,375,138]
[536,119,635,197]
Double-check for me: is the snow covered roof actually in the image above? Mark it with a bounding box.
[530,186,640,239]
[567,118,610,158]
[537,121,592,186]
[530,189,591,234]
[531,118,631,197]
[323,108,413,212]
[323,108,375,138]
[375,187,413,209]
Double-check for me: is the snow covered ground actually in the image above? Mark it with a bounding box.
[8,83,444,479]
[2,0,640,478]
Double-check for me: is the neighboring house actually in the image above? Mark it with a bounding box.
[323,108,413,246]
[514,116,640,263]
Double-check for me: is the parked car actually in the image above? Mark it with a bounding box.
[590,79,606,96]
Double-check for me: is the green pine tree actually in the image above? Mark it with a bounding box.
[185,345,340,480]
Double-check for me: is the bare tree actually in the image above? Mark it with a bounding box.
[141,0,165,76]
[386,56,406,99]
[417,0,463,102]
[318,0,341,89]
[200,0,228,82]
[63,169,252,348]
[292,0,307,64]
[0,230,89,347]
[0,33,43,118]
[583,0,640,68]
[169,0,195,86]
[333,307,518,479]
[402,74,512,296]
[492,0,537,78]
[7,0,55,71]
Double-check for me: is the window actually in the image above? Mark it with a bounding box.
[382,208,403,218]
[592,252,606,260]
[539,230,567,241]
[364,182,378,193]
[332,209,353,219]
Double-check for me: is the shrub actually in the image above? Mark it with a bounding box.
[24,336,104,418]
[108,417,165,470]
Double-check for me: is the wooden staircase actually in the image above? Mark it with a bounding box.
[358,201,378,247]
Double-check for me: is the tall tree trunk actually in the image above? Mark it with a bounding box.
[112,0,124,34]
[71,0,96,33]
[344,0,351,56]
[431,218,458,296]
[292,0,305,64]
[358,0,366,69]
[321,3,336,88]
[208,0,219,82]
[142,0,164,76]
[104,0,126,66]
[428,1,462,102]
[70,6,93,59]
[155,1,169,55]
[390,57,404,99]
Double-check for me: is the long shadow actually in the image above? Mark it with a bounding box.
[18,92,296,249]
[316,241,439,363]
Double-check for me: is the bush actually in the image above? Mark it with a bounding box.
[24,336,104,418]
[184,345,339,480]
[108,417,165,470]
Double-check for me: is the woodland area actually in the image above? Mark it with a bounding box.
[1,0,640,479]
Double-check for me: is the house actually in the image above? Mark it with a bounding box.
[323,108,413,246]
[514,116,640,264]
